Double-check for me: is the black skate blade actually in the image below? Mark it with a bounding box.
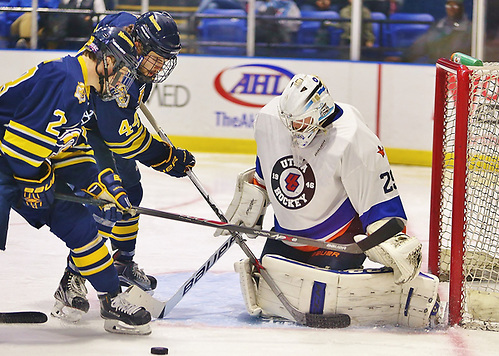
[305,313,351,328]
[0,311,48,324]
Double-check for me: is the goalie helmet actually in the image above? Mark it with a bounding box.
[278,74,335,148]
[133,11,181,83]
[87,26,139,101]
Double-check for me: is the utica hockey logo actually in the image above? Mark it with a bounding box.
[270,155,316,209]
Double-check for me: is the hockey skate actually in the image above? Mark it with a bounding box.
[114,260,157,292]
[99,288,152,335]
[51,268,89,323]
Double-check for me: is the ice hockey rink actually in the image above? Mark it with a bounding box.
[2,153,499,356]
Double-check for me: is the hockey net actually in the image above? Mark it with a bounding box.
[429,58,499,330]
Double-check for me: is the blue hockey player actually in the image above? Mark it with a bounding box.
[50,11,196,322]
[0,26,154,335]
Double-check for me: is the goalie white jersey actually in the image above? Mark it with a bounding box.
[254,98,407,249]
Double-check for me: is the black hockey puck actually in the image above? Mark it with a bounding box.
[151,347,168,355]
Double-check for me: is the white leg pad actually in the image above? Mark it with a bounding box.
[250,254,439,328]
[234,259,263,316]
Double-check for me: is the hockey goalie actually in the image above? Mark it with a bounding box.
[216,74,441,328]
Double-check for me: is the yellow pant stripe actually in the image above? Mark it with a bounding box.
[72,244,110,268]
[72,234,102,254]
[78,257,114,277]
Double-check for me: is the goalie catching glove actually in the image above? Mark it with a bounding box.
[150,142,195,178]
[354,218,422,284]
[214,168,269,237]
[84,168,133,223]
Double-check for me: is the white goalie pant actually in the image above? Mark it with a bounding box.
[234,254,439,328]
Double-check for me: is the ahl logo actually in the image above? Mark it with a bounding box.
[214,64,294,107]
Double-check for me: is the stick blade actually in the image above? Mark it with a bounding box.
[305,313,351,328]
[125,286,166,319]
[0,311,48,324]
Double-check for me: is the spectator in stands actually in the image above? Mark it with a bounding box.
[338,0,375,47]
[364,0,401,16]
[8,0,59,48]
[299,0,335,12]
[390,0,471,63]
[196,0,245,12]
[45,0,106,49]
[484,0,499,61]
[255,0,301,44]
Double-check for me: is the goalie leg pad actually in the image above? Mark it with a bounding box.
[234,259,263,316]
[249,254,439,328]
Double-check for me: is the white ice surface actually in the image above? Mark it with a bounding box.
[1,153,499,356]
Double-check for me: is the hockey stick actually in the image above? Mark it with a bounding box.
[166,174,351,327]
[138,103,399,251]
[125,234,238,318]
[133,103,240,316]
[139,104,350,327]
[54,193,401,254]
[0,311,48,324]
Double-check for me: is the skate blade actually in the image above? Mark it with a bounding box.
[103,319,151,335]
[51,300,85,323]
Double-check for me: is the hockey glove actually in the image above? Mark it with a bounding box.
[150,142,196,178]
[355,219,422,284]
[14,161,55,209]
[84,168,133,223]
[214,168,269,238]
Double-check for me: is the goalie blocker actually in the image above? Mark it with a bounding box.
[235,254,441,328]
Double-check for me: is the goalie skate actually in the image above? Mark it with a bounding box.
[99,288,151,335]
[51,268,89,323]
[114,260,157,292]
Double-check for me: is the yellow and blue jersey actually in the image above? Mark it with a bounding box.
[88,81,168,165]
[0,55,91,179]
[87,11,170,167]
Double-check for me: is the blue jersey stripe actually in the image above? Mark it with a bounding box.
[359,196,407,229]
[274,198,357,240]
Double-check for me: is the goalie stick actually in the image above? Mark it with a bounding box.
[54,193,402,254]
[0,311,47,324]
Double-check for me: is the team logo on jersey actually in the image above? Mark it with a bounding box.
[270,155,316,210]
[74,82,86,104]
[114,84,130,108]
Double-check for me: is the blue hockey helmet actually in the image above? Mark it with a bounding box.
[87,26,139,101]
[133,11,181,83]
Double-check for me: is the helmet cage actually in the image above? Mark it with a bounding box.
[134,11,181,83]
[136,53,177,84]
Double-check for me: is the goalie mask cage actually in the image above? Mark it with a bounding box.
[429,58,499,329]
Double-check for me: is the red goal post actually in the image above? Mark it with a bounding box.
[429,58,499,329]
